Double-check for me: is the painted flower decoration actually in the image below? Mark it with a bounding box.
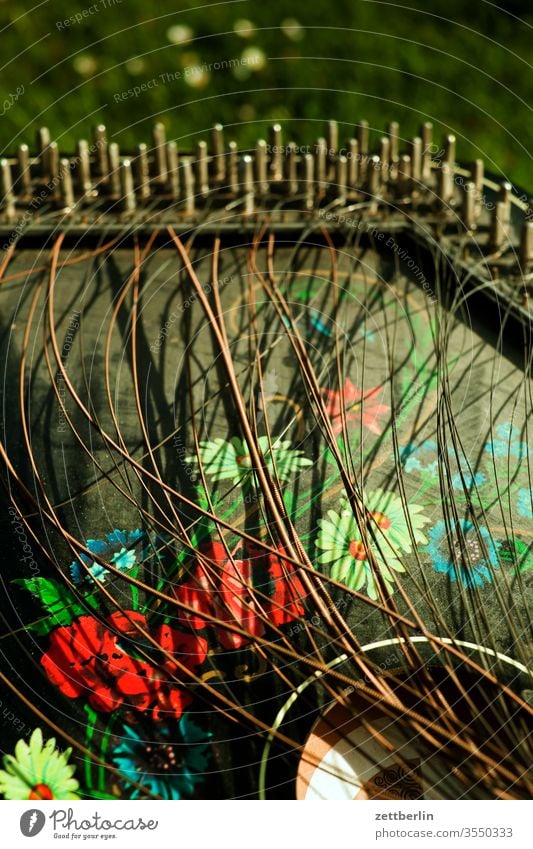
[173,541,306,648]
[112,715,211,800]
[400,440,438,476]
[41,611,207,721]
[187,436,312,485]
[517,487,533,520]
[322,378,389,436]
[316,489,430,599]
[426,520,500,588]
[0,728,79,800]
[484,422,527,459]
[70,529,146,584]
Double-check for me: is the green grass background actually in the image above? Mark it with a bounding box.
[0,0,531,187]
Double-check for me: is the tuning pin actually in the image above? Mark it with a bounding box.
[444,134,456,169]
[37,127,51,178]
[335,155,348,204]
[255,139,268,194]
[327,120,338,169]
[387,121,400,162]
[135,144,151,200]
[76,140,92,194]
[195,141,209,197]
[181,159,195,215]
[420,121,433,149]
[285,142,298,195]
[356,120,369,156]
[59,158,74,210]
[48,142,59,194]
[327,119,338,153]
[269,123,283,181]
[227,141,238,194]
[489,201,510,251]
[409,137,422,188]
[356,120,369,182]
[240,154,254,214]
[120,158,136,214]
[347,138,359,188]
[153,123,168,184]
[108,143,121,197]
[211,123,225,182]
[397,154,411,196]
[461,182,478,230]
[472,159,484,196]
[367,154,381,200]
[17,144,32,196]
[421,122,433,181]
[520,220,533,268]
[166,141,180,199]
[93,124,109,181]
[379,137,390,183]
[1,158,16,220]
[314,137,327,195]
[301,152,314,211]
[437,162,453,206]
[499,181,513,221]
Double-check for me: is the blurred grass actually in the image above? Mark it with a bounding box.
[0,0,531,186]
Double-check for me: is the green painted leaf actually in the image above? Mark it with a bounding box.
[12,577,87,633]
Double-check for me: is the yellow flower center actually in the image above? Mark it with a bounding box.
[370,510,391,530]
[348,540,367,561]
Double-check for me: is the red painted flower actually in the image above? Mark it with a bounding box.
[265,547,306,627]
[173,542,306,647]
[41,611,206,720]
[323,378,389,436]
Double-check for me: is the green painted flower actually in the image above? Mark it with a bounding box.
[316,489,430,599]
[187,436,312,485]
[0,728,80,800]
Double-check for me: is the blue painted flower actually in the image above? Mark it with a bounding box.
[112,715,211,800]
[484,423,527,459]
[400,440,438,475]
[70,529,146,584]
[451,471,486,491]
[517,487,533,520]
[426,520,500,588]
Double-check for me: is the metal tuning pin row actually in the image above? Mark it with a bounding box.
[0,120,530,265]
